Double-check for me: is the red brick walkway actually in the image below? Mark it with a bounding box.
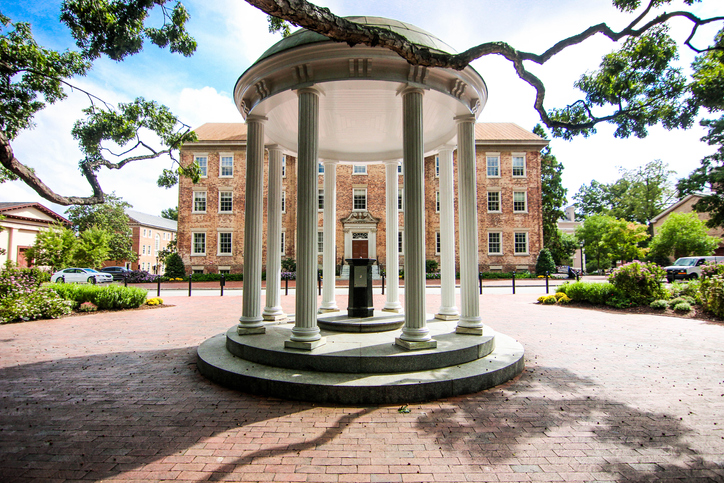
[1,292,723,482]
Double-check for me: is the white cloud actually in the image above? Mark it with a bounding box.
[175,87,241,128]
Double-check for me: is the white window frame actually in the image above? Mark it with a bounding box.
[317,230,324,255]
[398,231,404,255]
[353,188,367,211]
[352,164,367,175]
[155,234,160,254]
[142,245,146,255]
[195,154,208,178]
[219,153,234,178]
[318,162,325,175]
[488,232,503,255]
[281,190,286,213]
[398,188,403,212]
[280,231,286,255]
[435,232,441,255]
[514,232,529,255]
[487,191,501,213]
[486,154,500,178]
[512,153,526,178]
[318,187,324,212]
[192,232,206,256]
[219,191,233,213]
[397,160,403,175]
[435,191,440,213]
[218,232,233,255]
[282,155,287,178]
[193,191,207,213]
[513,191,528,213]
[435,155,440,178]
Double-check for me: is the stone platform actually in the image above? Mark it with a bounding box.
[197,317,524,405]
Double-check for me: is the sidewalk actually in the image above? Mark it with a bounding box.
[1,291,722,482]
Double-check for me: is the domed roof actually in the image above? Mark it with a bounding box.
[257,16,458,63]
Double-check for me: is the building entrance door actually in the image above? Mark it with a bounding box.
[352,239,369,258]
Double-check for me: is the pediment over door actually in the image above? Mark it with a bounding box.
[341,211,380,227]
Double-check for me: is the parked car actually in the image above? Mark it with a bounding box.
[51,268,114,284]
[100,266,131,281]
[664,256,724,282]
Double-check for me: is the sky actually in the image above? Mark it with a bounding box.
[1,0,722,219]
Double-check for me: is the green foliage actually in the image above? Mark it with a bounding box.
[650,299,669,310]
[164,252,185,278]
[649,212,720,261]
[668,280,702,302]
[603,219,649,263]
[576,215,615,269]
[66,193,136,263]
[186,273,243,282]
[73,226,111,269]
[534,124,569,261]
[78,301,97,312]
[668,296,696,308]
[48,283,147,310]
[281,257,296,272]
[0,263,44,297]
[699,270,724,318]
[605,292,637,309]
[0,288,72,323]
[25,224,77,272]
[535,248,556,275]
[267,15,293,38]
[425,259,439,273]
[608,260,667,305]
[556,281,616,305]
[672,301,693,313]
[161,206,178,221]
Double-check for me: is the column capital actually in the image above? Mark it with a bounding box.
[438,144,456,154]
[454,114,476,125]
[322,159,339,167]
[398,85,426,97]
[296,85,324,97]
[384,159,401,166]
[246,114,268,124]
[265,144,284,152]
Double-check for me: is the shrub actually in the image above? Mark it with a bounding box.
[650,299,669,310]
[124,270,160,283]
[146,297,164,306]
[668,296,696,309]
[668,280,701,300]
[47,283,147,310]
[605,291,637,309]
[701,262,724,279]
[164,253,186,278]
[699,273,724,318]
[426,259,439,273]
[0,288,72,323]
[608,261,667,306]
[78,301,98,312]
[0,265,44,298]
[554,292,571,304]
[557,281,616,305]
[281,257,296,272]
[673,302,692,313]
[535,248,556,276]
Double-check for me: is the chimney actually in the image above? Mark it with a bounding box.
[565,206,575,222]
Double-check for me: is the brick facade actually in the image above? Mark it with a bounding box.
[178,123,546,275]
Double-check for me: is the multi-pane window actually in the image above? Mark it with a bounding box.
[435,232,441,254]
[353,189,367,211]
[435,155,440,177]
[512,155,526,177]
[398,189,403,211]
[142,245,146,255]
[318,188,324,211]
[398,231,403,254]
[318,162,325,175]
[282,155,286,177]
[280,232,286,255]
[220,155,233,177]
[397,161,402,174]
[281,191,286,213]
[487,191,501,212]
[514,232,528,254]
[193,191,207,213]
[219,232,232,254]
[486,156,500,177]
[488,232,502,254]
[192,232,206,255]
[219,191,233,212]
[317,231,324,254]
[195,155,208,177]
[352,165,367,174]
[513,191,527,212]
[155,234,160,254]
[436,191,440,212]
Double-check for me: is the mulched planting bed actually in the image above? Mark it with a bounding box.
[562,301,724,324]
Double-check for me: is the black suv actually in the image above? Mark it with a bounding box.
[100,266,130,281]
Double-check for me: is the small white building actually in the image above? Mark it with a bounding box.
[0,202,70,267]
[558,205,585,271]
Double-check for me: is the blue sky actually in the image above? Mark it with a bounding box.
[1,0,721,218]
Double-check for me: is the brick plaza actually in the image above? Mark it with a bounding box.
[1,292,723,482]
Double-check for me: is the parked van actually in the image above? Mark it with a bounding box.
[664,256,724,282]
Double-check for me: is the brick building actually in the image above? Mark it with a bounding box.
[105,210,177,274]
[177,122,547,275]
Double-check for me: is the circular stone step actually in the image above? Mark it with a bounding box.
[197,327,524,405]
[225,320,495,373]
[317,312,405,332]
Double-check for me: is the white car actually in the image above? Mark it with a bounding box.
[51,268,114,284]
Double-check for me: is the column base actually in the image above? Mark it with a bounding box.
[262,313,288,322]
[395,338,437,350]
[435,312,460,321]
[456,326,484,336]
[382,306,403,314]
[237,326,266,335]
[318,306,341,314]
[285,337,327,351]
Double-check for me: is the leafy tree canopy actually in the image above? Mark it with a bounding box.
[649,211,720,261]
[161,206,178,221]
[534,124,569,261]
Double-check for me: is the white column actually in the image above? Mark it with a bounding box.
[263,145,286,321]
[436,145,460,320]
[286,87,326,350]
[396,87,436,350]
[238,115,267,335]
[456,115,484,335]
[383,159,402,313]
[320,159,339,312]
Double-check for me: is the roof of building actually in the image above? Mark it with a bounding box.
[0,202,70,224]
[126,210,177,232]
[257,16,457,63]
[189,122,547,147]
[650,192,707,224]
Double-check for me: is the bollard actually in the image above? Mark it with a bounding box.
[318,273,322,296]
[157,278,161,297]
[124,275,127,287]
[512,270,516,295]
[576,271,580,282]
[220,274,225,297]
[285,277,288,296]
[545,271,549,294]
[188,273,192,297]
[479,272,483,295]
[381,272,385,295]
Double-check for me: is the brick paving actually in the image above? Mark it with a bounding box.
[1,291,723,482]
